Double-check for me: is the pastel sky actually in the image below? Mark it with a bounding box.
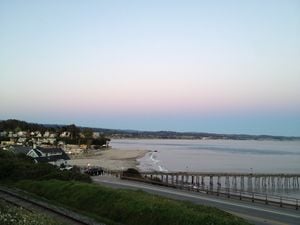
[1,0,300,136]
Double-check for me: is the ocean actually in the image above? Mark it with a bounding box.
[111,139,300,198]
[111,139,300,173]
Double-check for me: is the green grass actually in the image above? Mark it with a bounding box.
[15,180,251,225]
[0,150,250,225]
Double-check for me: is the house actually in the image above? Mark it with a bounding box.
[39,138,56,145]
[92,132,100,138]
[8,132,18,138]
[60,131,71,138]
[57,141,65,146]
[43,131,50,138]
[0,140,15,147]
[49,133,57,138]
[17,137,27,144]
[27,147,70,167]
[32,131,42,137]
[0,131,7,137]
[48,138,56,145]
[17,131,27,137]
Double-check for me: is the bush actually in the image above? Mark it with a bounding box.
[122,168,142,178]
[0,150,15,159]
[41,168,91,183]
[0,150,91,183]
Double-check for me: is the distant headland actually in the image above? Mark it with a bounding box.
[0,119,299,141]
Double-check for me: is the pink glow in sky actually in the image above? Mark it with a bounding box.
[1,0,300,135]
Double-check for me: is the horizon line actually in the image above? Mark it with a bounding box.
[1,118,299,139]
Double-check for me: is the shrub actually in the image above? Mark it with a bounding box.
[122,168,142,178]
[0,150,91,183]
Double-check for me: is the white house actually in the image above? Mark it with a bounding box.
[92,132,100,138]
[60,131,71,138]
[17,131,27,137]
[27,147,70,167]
[43,131,50,138]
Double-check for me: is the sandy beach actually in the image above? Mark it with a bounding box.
[68,148,148,170]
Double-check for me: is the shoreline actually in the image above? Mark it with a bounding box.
[68,148,149,171]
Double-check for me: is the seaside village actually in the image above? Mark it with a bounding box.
[0,128,110,170]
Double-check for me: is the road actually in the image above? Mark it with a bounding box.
[92,176,300,225]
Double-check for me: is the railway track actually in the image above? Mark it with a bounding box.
[0,186,105,225]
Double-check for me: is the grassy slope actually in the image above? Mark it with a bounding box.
[15,180,250,225]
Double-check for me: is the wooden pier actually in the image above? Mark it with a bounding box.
[139,172,300,192]
[84,167,300,209]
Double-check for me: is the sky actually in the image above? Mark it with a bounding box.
[0,0,300,136]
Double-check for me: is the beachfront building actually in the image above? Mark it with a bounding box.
[27,146,70,167]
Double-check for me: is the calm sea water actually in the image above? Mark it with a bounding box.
[111,139,300,198]
[111,139,300,173]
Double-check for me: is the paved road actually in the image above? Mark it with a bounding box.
[92,176,300,225]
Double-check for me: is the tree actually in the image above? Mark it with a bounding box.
[82,128,93,139]
[15,127,22,132]
[66,124,80,140]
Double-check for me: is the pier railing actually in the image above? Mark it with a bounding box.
[81,167,300,209]
[120,174,299,210]
[139,171,300,192]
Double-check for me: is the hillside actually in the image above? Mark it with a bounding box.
[1,119,299,141]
